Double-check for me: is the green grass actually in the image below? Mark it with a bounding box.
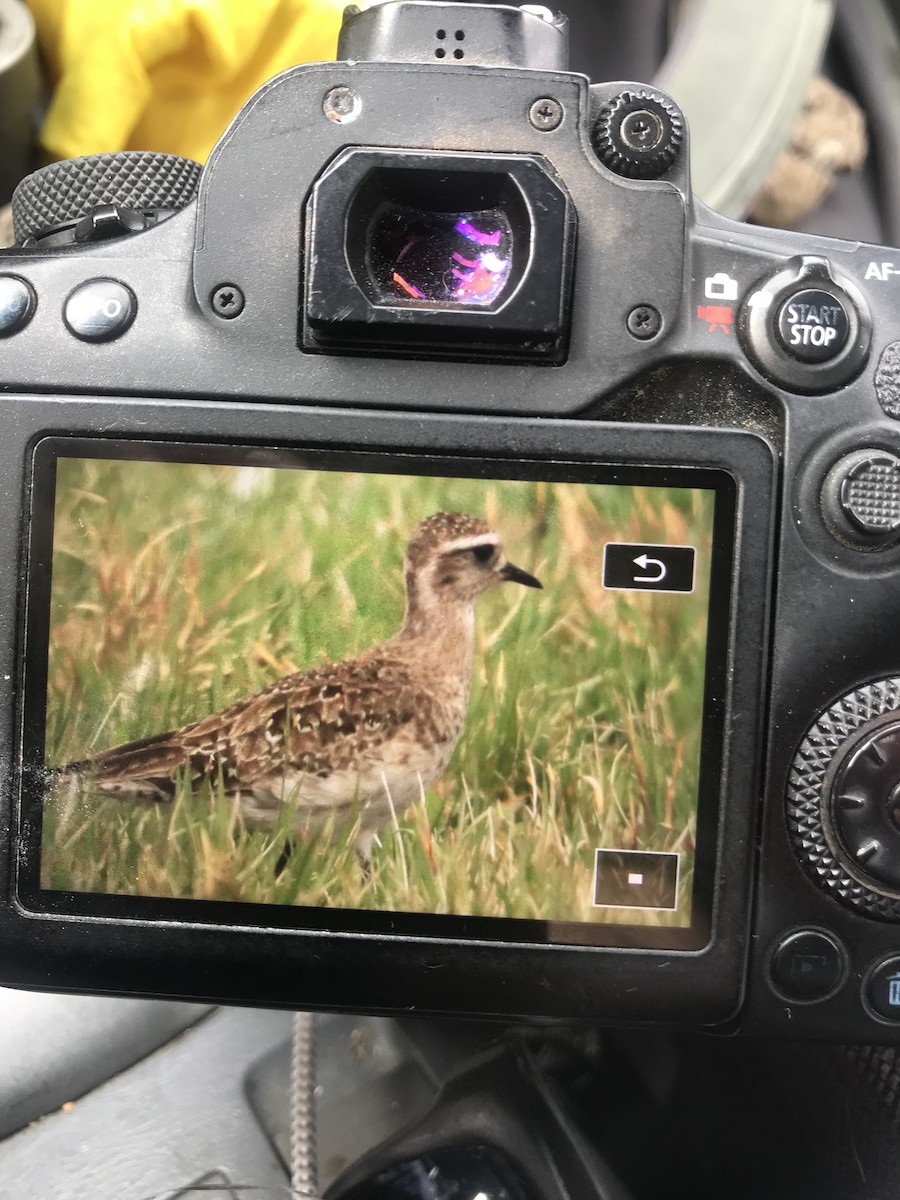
[40,458,713,931]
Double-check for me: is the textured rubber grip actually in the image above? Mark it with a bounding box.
[12,151,202,243]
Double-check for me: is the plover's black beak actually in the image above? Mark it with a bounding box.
[500,561,542,589]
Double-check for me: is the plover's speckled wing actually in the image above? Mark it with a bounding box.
[63,650,457,809]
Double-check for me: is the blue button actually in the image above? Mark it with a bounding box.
[0,275,35,336]
[865,955,900,1021]
[64,279,136,342]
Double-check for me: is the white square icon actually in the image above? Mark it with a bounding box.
[704,272,738,301]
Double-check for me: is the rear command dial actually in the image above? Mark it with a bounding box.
[831,721,900,892]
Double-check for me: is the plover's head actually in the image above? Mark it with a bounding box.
[404,512,542,609]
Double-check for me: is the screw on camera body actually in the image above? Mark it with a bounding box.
[323,85,363,123]
[529,97,563,131]
[620,108,664,152]
[626,304,662,339]
[210,284,245,318]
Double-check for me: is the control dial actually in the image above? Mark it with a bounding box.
[593,90,684,179]
[788,679,900,919]
[11,151,201,245]
[831,722,900,890]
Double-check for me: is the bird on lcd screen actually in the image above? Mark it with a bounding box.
[57,512,542,863]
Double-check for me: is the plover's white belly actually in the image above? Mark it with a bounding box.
[236,730,459,839]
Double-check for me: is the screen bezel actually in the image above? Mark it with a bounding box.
[18,436,735,954]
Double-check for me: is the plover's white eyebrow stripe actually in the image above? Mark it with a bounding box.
[442,535,500,554]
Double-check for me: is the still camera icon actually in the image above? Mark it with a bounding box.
[704,272,738,301]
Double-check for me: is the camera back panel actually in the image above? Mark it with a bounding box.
[2,2,900,1040]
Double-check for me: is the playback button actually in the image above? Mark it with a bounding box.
[770,929,847,1003]
[602,543,695,593]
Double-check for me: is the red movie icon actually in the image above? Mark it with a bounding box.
[697,303,733,333]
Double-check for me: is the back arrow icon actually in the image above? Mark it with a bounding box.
[633,554,666,583]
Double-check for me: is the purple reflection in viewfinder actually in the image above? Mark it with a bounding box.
[455,219,503,247]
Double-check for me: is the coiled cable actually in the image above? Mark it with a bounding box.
[290,1011,319,1199]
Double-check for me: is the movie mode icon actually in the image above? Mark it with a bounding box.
[602,543,696,593]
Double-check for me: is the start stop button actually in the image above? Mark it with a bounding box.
[738,256,870,394]
[775,288,850,363]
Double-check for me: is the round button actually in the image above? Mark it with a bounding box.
[64,279,136,342]
[775,288,850,363]
[831,721,900,891]
[838,452,900,536]
[865,956,900,1021]
[0,274,35,336]
[770,929,846,1002]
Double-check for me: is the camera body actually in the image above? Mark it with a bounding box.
[1,1,899,1040]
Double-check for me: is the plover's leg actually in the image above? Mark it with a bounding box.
[356,828,378,878]
[274,838,295,877]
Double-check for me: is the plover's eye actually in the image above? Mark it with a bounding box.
[471,543,495,564]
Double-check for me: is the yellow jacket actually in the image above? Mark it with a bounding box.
[28,0,346,163]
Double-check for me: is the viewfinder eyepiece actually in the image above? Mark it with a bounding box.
[303,148,576,362]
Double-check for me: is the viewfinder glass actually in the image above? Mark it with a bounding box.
[21,441,733,951]
[367,204,514,305]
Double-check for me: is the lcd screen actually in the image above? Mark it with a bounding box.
[20,440,733,950]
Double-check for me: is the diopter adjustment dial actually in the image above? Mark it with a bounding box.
[593,89,684,179]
